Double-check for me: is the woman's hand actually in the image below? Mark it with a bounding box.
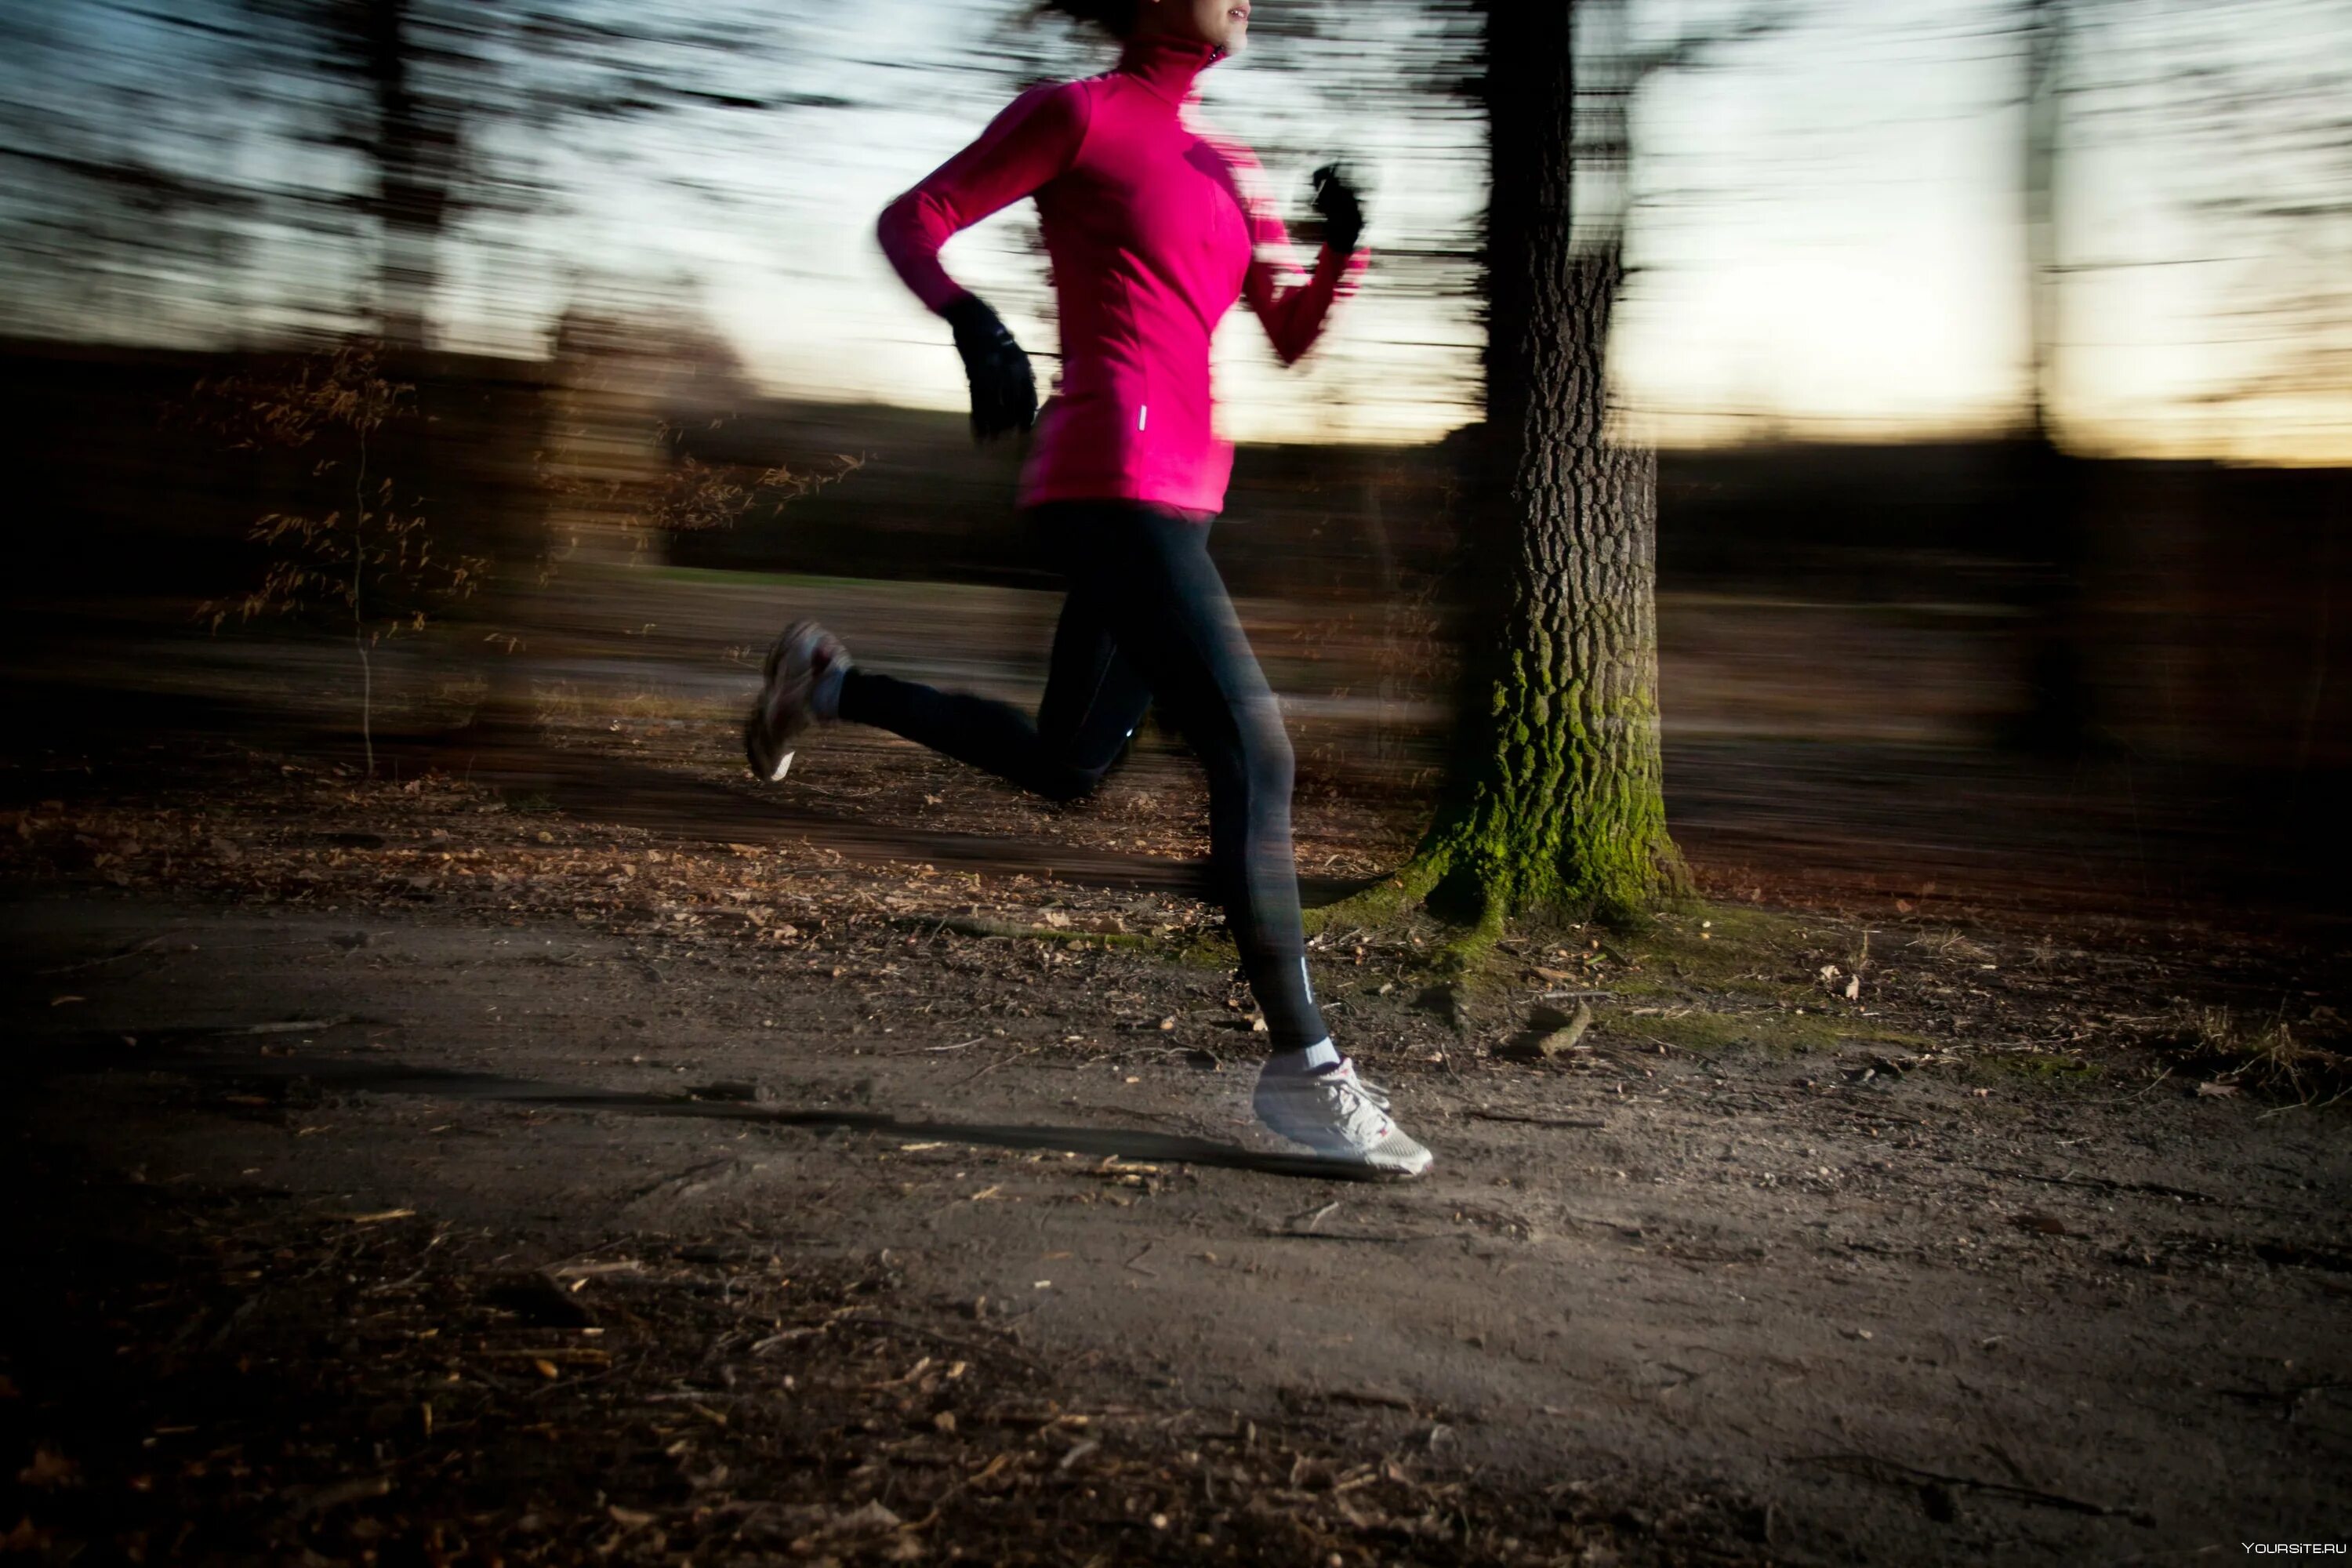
[1310,163,1366,256]
[942,294,1037,441]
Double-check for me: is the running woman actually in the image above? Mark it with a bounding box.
[744,0,1432,1176]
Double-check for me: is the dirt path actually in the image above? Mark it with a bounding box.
[7,892,2347,1565]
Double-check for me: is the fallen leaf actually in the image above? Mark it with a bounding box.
[16,1448,77,1489]
[290,1475,391,1515]
[1,1517,52,1552]
[826,1501,902,1536]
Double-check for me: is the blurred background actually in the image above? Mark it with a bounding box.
[2,0,2347,916]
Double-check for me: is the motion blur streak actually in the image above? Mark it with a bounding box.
[2,0,2348,909]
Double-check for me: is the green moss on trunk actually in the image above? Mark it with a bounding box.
[1319,4,1683,950]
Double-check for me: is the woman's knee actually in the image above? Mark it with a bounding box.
[1250,710,1294,790]
[1211,716,1292,801]
[1033,728,1135,802]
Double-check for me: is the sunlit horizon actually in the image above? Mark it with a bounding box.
[4,0,2347,465]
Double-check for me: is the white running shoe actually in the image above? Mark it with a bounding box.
[744,620,850,782]
[1253,1058,1433,1177]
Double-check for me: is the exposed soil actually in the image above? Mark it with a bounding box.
[5,700,2350,1566]
[5,559,2352,1566]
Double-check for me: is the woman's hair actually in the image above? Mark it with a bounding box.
[1039,0,1141,38]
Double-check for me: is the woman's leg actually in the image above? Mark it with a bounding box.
[789,503,1420,1167]
[833,510,1152,801]
[1079,510,1330,1054]
[1033,570,1156,782]
[1087,514,1426,1171]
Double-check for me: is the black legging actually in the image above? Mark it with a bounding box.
[835,501,1329,1052]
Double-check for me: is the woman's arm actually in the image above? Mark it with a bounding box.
[877,82,1092,314]
[1226,146,1367,366]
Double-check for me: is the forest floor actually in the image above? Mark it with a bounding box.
[3,578,2350,1566]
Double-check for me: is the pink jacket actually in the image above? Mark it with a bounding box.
[877,35,1364,515]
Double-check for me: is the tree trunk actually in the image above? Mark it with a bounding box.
[1376,2,1681,937]
[360,0,454,349]
[2012,0,2096,754]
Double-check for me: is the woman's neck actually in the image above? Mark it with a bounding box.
[1116,32,1221,104]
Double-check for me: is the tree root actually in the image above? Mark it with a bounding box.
[1298,811,1679,985]
[1301,848,1450,938]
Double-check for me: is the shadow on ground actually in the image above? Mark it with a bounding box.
[22,1032,1386,1182]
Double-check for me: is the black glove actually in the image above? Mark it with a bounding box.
[942,294,1037,441]
[1310,162,1366,256]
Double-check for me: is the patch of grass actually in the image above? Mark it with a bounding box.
[2172,1004,2347,1102]
[1167,928,1240,971]
[1624,902,1825,1001]
[1965,1052,2107,1087]
[1615,1007,1771,1053]
[535,679,729,730]
[1612,1003,1929,1058]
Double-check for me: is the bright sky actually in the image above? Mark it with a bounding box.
[6,0,2349,462]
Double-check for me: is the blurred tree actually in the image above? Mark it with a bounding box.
[194,341,490,771]
[349,0,458,347]
[2098,0,2352,427]
[0,1,351,342]
[227,0,817,347]
[1318,0,1780,944]
[2005,0,2352,754]
[200,0,833,747]
[1404,0,1681,935]
[2012,0,2094,753]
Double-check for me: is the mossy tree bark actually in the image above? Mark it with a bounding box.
[1355,2,1682,942]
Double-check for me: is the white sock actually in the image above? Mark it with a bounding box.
[1269,1037,1341,1075]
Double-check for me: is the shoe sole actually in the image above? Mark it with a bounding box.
[745,622,824,782]
[1276,1142,1432,1179]
[1254,1096,1433,1178]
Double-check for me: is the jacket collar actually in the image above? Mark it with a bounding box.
[1116,34,1222,105]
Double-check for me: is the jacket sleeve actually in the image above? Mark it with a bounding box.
[1225,142,1367,366]
[877,82,1091,315]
